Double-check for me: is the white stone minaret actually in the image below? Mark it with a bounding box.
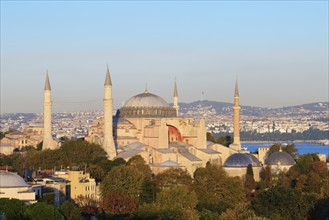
[103,66,116,159]
[173,79,179,116]
[229,79,241,151]
[42,71,57,150]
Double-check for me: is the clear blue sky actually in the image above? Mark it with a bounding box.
[1,1,328,113]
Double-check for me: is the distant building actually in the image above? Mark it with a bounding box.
[30,174,68,208]
[55,170,98,201]
[0,122,44,155]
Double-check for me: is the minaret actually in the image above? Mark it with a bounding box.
[173,79,179,116]
[103,66,116,159]
[229,79,241,151]
[42,71,57,150]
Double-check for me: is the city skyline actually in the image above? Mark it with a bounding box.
[1,1,328,113]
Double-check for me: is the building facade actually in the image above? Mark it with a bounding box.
[85,70,246,175]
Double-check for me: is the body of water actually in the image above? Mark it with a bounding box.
[242,143,329,160]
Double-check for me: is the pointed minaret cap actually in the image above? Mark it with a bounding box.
[234,79,239,97]
[174,78,178,97]
[104,65,112,86]
[144,83,149,93]
[44,70,51,90]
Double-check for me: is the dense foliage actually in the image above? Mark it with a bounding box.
[252,186,316,219]
[267,143,298,158]
[206,132,233,146]
[1,141,328,219]
[0,198,27,220]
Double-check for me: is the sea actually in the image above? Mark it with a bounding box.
[242,143,329,160]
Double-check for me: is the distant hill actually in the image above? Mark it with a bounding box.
[176,100,329,117]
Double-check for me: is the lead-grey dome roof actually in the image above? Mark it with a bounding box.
[123,92,169,108]
[0,171,30,188]
[224,153,261,167]
[265,151,296,166]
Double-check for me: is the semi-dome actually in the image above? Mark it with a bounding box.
[123,92,170,108]
[119,90,177,118]
[0,171,30,188]
[265,151,296,166]
[224,153,261,168]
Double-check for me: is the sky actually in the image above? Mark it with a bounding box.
[1,1,328,113]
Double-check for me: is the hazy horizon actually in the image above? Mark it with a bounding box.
[1,99,328,115]
[1,1,328,113]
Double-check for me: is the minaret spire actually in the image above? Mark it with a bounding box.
[103,66,116,159]
[174,78,178,97]
[230,79,241,151]
[173,78,179,116]
[42,71,57,150]
[44,70,51,90]
[105,65,112,86]
[234,78,239,97]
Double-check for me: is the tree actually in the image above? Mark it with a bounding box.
[135,203,160,220]
[206,132,216,143]
[59,201,82,220]
[136,185,199,220]
[154,168,193,189]
[87,164,105,182]
[199,209,219,220]
[58,140,107,167]
[127,155,156,204]
[100,191,137,215]
[310,161,328,178]
[267,143,297,158]
[100,165,145,201]
[0,198,27,220]
[127,155,151,177]
[25,202,64,220]
[39,193,55,205]
[284,144,298,158]
[251,186,316,220]
[320,177,329,198]
[20,145,36,152]
[156,185,198,210]
[216,135,233,147]
[75,195,99,216]
[260,166,272,188]
[295,153,320,174]
[193,164,245,214]
[0,131,5,139]
[244,164,256,199]
[59,136,70,143]
[36,141,43,151]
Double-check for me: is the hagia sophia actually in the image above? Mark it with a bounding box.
[0,68,297,181]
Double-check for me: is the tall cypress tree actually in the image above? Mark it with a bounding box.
[244,164,256,196]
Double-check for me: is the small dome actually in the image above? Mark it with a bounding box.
[265,151,296,166]
[0,171,30,188]
[248,154,261,167]
[123,92,169,108]
[224,153,261,168]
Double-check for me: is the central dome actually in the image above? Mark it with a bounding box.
[119,90,177,118]
[123,92,169,108]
